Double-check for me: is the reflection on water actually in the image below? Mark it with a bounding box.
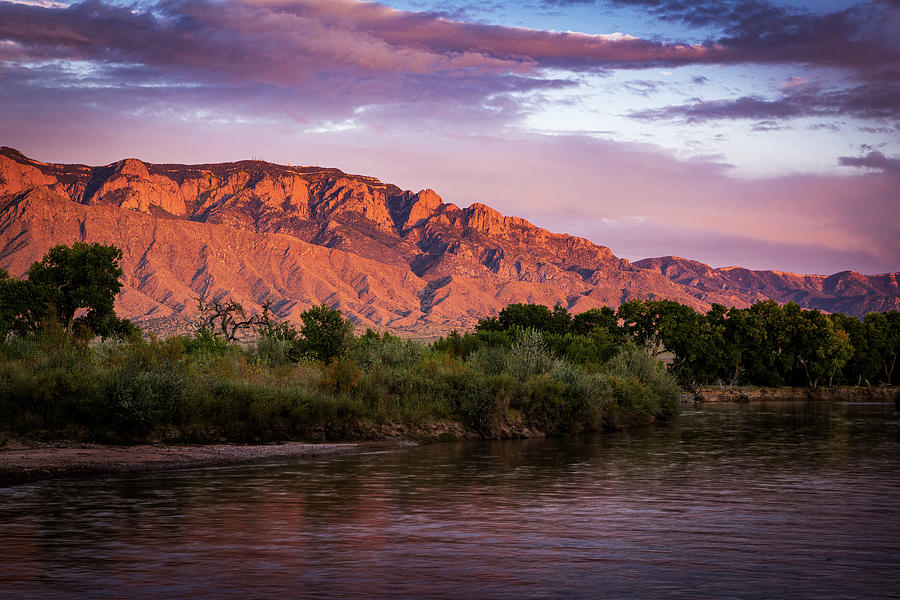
[1,401,898,599]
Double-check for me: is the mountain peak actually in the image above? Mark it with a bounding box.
[1,148,896,335]
[112,158,150,178]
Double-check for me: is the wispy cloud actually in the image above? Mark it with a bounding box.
[838,150,900,175]
[629,80,900,124]
[599,0,899,77]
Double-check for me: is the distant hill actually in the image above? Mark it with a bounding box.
[632,256,898,316]
[1,147,896,336]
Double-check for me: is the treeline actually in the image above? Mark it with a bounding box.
[463,300,899,388]
[4,242,894,445]
[0,244,680,443]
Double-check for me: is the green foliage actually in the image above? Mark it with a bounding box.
[481,303,555,332]
[0,269,54,338]
[617,299,697,358]
[185,330,233,356]
[104,355,186,436]
[548,330,620,367]
[860,311,900,385]
[299,303,355,362]
[610,298,897,387]
[1,244,137,341]
[0,299,685,442]
[17,295,894,445]
[26,242,124,336]
[466,344,512,375]
[4,289,895,447]
[484,302,575,335]
[604,342,681,408]
[253,333,299,367]
[570,306,620,337]
[505,328,556,379]
[431,329,497,359]
[351,329,426,369]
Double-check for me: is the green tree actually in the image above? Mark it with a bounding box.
[617,299,696,359]
[828,313,867,385]
[550,304,572,334]
[496,303,554,332]
[300,303,354,362]
[784,306,851,387]
[26,242,125,335]
[736,300,789,386]
[863,311,900,384]
[616,300,656,349]
[0,269,53,338]
[474,316,502,332]
[570,306,620,337]
[670,303,736,386]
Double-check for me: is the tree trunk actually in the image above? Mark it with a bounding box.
[799,357,813,388]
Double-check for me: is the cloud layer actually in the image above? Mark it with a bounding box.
[1,0,897,274]
[2,0,898,104]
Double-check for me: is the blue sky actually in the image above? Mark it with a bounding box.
[0,0,897,273]
[381,0,898,177]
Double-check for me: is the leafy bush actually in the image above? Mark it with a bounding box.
[601,342,681,426]
[104,360,186,436]
[352,329,426,369]
[0,301,687,443]
[299,303,354,362]
[505,328,556,379]
[253,333,300,367]
[321,358,362,394]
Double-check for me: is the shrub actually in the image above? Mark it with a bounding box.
[321,357,362,394]
[184,330,232,356]
[505,328,555,379]
[601,342,681,425]
[103,360,186,437]
[254,333,300,367]
[466,345,510,375]
[300,304,354,362]
[352,330,426,369]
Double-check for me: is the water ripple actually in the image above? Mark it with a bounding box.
[1,401,898,599]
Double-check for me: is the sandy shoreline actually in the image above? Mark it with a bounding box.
[0,440,417,487]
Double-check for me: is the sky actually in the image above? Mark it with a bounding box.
[0,0,898,275]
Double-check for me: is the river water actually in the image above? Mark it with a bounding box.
[1,401,898,599]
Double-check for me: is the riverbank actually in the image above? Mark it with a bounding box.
[0,440,417,487]
[693,385,898,403]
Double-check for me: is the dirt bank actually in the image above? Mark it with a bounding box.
[692,386,898,403]
[0,440,417,488]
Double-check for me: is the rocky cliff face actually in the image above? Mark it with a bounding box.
[1,147,896,336]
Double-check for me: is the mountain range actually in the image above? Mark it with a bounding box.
[1,146,896,336]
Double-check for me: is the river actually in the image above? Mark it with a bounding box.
[1,400,898,599]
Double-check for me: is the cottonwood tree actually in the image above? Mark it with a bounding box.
[0,243,135,339]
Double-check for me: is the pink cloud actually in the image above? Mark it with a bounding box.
[0,0,736,89]
[4,108,897,275]
[1,0,896,127]
[0,0,896,275]
[342,132,899,274]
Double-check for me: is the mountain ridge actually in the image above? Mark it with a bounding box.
[1,147,896,335]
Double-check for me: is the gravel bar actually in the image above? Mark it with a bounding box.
[0,441,418,487]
